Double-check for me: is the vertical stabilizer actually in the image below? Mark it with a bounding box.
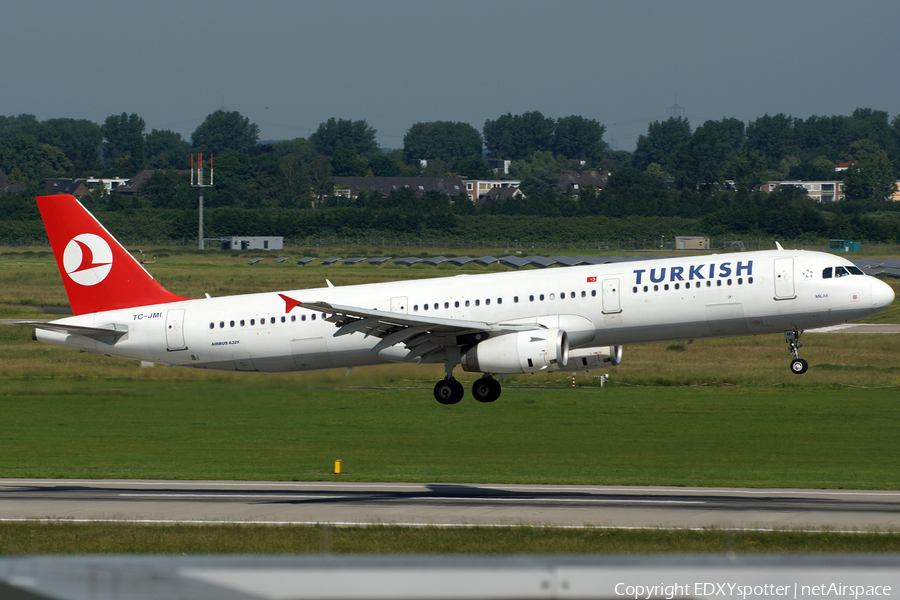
[36,194,189,315]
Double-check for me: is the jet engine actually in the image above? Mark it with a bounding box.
[461,329,568,374]
[550,345,623,372]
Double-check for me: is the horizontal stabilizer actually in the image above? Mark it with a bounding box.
[18,320,129,339]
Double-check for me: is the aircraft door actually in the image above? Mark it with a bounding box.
[601,279,621,314]
[166,309,187,350]
[391,296,408,313]
[774,258,796,299]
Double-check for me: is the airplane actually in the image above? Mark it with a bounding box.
[19,193,896,404]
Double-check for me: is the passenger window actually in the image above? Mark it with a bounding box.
[240,320,245,326]
[433,303,438,310]
[230,320,235,327]
[219,321,225,328]
[291,316,296,322]
[591,290,597,297]
[570,292,575,298]
[654,285,659,291]
[497,298,502,304]
[475,299,480,306]
[581,291,586,297]
[270,317,276,324]
[444,302,449,309]
[311,314,316,320]
[413,305,418,311]
[674,283,679,290]
[485,299,491,306]
[540,294,545,301]
[822,268,832,279]
[633,287,638,293]
[643,286,648,292]
[301,315,306,321]
[664,284,669,291]
[727,279,732,286]
[250,319,255,326]
[514,296,519,303]
[465,300,470,307]
[281,316,285,323]
[424,304,428,311]
[209,323,214,329]
[550,293,556,300]
[529,295,534,301]
[454,301,459,308]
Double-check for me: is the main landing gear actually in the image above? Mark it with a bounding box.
[471,375,501,403]
[433,378,464,405]
[433,367,501,404]
[785,328,808,374]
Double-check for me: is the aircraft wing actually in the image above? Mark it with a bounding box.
[18,320,129,339]
[295,300,543,362]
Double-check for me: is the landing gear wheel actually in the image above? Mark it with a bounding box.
[434,379,464,405]
[472,376,501,403]
[790,358,809,374]
[785,328,808,375]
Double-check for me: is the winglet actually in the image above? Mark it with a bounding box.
[279,293,302,313]
[775,241,784,251]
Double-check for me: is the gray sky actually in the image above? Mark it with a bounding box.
[4,0,899,152]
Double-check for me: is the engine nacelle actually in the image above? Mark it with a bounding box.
[461,329,568,374]
[550,345,623,372]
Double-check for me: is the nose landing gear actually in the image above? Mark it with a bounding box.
[785,328,808,374]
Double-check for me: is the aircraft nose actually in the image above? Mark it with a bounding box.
[871,279,895,309]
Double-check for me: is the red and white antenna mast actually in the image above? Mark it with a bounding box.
[191,153,214,250]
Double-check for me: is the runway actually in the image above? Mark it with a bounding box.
[1,479,899,530]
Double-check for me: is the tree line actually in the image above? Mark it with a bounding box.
[1,108,900,245]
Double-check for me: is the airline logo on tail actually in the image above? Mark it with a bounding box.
[62,234,113,286]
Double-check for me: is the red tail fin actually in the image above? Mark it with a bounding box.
[37,194,189,315]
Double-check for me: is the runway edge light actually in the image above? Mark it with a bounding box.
[335,460,342,475]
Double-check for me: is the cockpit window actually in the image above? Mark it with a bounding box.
[847,266,864,275]
[822,268,832,279]
[835,266,850,278]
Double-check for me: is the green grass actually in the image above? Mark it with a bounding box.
[1,378,898,488]
[2,523,899,555]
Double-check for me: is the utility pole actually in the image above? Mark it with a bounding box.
[191,153,213,250]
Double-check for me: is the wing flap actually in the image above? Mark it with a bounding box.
[291,299,544,362]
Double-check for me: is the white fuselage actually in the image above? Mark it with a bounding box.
[36,249,894,373]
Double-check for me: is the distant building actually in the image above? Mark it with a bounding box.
[45,178,91,198]
[463,179,522,202]
[676,236,709,250]
[332,177,467,200]
[220,236,283,251]
[477,186,527,203]
[487,159,512,175]
[764,180,844,202]
[890,183,900,202]
[0,171,25,196]
[559,170,610,199]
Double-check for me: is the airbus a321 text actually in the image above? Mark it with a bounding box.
[20,194,895,404]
